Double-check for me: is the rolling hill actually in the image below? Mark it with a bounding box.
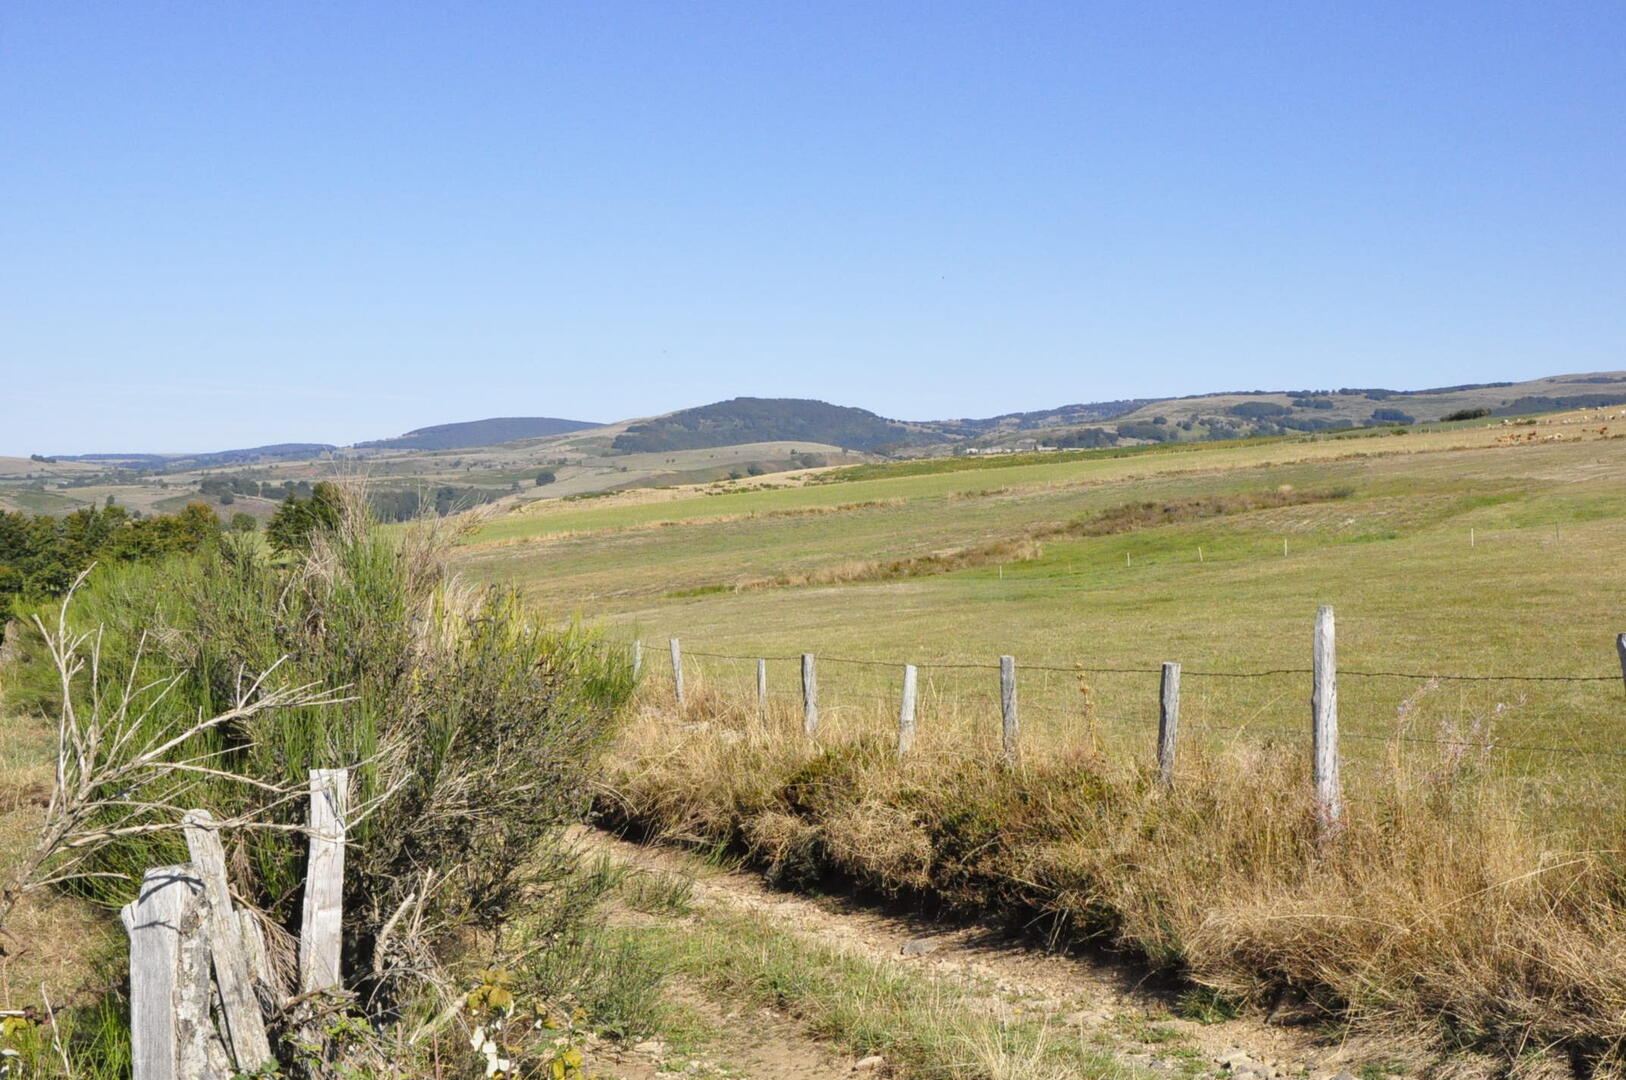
[354,416,600,451]
[610,398,936,453]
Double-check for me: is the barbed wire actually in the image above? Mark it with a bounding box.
[639,641,1621,684]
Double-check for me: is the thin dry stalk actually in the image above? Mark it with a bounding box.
[0,572,350,938]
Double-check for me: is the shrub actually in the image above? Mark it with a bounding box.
[1442,407,1492,422]
[6,492,637,1059]
[1370,408,1416,424]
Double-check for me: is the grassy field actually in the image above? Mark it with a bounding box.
[456,411,1626,798]
[450,407,1626,1066]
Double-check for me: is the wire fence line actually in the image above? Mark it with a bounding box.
[615,614,1626,793]
[657,645,1621,683]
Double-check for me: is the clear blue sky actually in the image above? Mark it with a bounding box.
[3,2,1623,454]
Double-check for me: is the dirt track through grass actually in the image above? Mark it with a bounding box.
[583,827,1454,1080]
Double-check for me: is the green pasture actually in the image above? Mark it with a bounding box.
[454,423,1626,806]
[463,423,1529,544]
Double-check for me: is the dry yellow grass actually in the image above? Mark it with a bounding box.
[600,679,1626,1070]
[0,711,118,1011]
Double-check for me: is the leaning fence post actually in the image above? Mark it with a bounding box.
[183,810,273,1071]
[1312,606,1342,832]
[300,768,348,995]
[122,865,204,1080]
[669,638,685,707]
[757,658,768,718]
[1000,655,1019,766]
[1157,662,1181,786]
[802,653,818,734]
[898,664,918,757]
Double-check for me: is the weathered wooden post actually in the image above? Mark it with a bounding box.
[300,769,348,995]
[756,658,768,718]
[632,639,642,680]
[183,810,272,1071]
[669,638,685,707]
[1616,632,1626,694]
[1312,606,1342,832]
[801,653,818,735]
[122,865,207,1080]
[897,664,918,757]
[1000,655,1019,766]
[1157,662,1181,786]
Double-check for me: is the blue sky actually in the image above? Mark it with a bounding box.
[3,1,1623,454]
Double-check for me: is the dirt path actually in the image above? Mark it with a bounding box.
[581,827,1431,1080]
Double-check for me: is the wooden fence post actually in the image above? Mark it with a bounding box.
[1616,632,1626,694]
[756,658,768,718]
[669,638,684,707]
[1157,662,1181,786]
[802,653,818,735]
[300,769,348,995]
[632,640,642,680]
[1312,606,1342,832]
[1000,655,1019,766]
[182,810,272,1071]
[898,664,918,757]
[122,865,205,1080]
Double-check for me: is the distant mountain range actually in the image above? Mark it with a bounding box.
[607,373,1626,454]
[54,443,340,469]
[41,371,1626,465]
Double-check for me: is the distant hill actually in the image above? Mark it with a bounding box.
[933,399,1163,438]
[354,417,600,451]
[971,372,1626,450]
[612,398,934,454]
[56,443,338,469]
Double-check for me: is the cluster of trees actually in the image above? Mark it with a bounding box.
[1229,401,1293,419]
[0,503,221,606]
[198,476,314,501]
[1050,427,1120,449]
[363,484,507,524]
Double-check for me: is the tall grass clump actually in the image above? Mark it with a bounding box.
[2,492,637,1072]
[600,688,1626,1074]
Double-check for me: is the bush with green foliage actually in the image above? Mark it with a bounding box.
[0,502,220,609]
[266,480,344,551]
[5,493,637,1067]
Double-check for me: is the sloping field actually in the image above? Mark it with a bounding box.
[449,408,1626,1069]
[456,414,1626,772]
